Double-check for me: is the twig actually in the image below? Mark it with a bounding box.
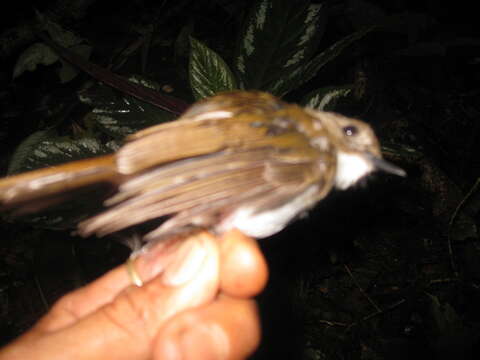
[447,177,480,277]
[344,264,381,312]
[37,32,189,115]
[344,298,406,333]
[33,274,49,312]
[428,277,459,285]
[317,319,348,327]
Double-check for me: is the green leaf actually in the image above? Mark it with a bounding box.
[8,130,55,174]
[57,43,92,83]
[8,132,118,175]
[301,85,353,111]
[7,132,119,229]
[234,0,326,95]
[275,26,374,96]
[189,37,237,100]
[80,75,174,138]
[12,43,59,79]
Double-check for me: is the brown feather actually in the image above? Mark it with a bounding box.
[79,143,326,238]
[0,155,117,210]
[115,91,320,174]
[0,91,397,244]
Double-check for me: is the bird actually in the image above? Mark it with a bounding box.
[0,91,405,246]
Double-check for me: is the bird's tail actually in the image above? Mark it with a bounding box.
[0,155,118,215]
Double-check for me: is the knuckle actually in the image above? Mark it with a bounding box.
[101,288,151,340]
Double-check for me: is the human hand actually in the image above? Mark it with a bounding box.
[0,229,268,360]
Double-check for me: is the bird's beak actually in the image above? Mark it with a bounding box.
[365,153,406,177]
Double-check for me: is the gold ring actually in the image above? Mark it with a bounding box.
[126,257,143,287]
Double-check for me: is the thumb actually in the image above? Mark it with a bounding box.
[31,232,221,360]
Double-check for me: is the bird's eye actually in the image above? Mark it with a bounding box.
[343,125,358,136]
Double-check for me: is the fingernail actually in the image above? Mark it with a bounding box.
[162,238,207,286]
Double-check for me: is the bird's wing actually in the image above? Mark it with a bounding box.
[78,146,333,238]
[115,91,320,174]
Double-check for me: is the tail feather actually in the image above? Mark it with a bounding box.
[0,155,118,214]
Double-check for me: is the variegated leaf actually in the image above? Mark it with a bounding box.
[189,37,238,100]
[301,85,353,111]
[235,0,326,95]
[8,132,118,175]
[80,75,174,138]
[270,26,375,96]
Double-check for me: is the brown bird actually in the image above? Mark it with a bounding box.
[0,91,404,246]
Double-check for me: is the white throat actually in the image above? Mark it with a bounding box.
[335,152,373,189]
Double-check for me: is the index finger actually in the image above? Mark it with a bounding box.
[219,229,269,298]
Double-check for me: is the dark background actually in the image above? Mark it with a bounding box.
[0,1,479,359]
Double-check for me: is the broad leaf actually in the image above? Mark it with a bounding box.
[301,85,353,111]
[234,0,326,95]
[189,37,237,99]
[8,131,118,175]
[271,26,375,96]
[8,130,55,174]
[12,43,59,79]
[6,132,119,228]
[80,75,175,138]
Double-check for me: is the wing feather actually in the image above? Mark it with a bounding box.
[79,165,267,236]
[78,147,327,237]
[115,91,322,174]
